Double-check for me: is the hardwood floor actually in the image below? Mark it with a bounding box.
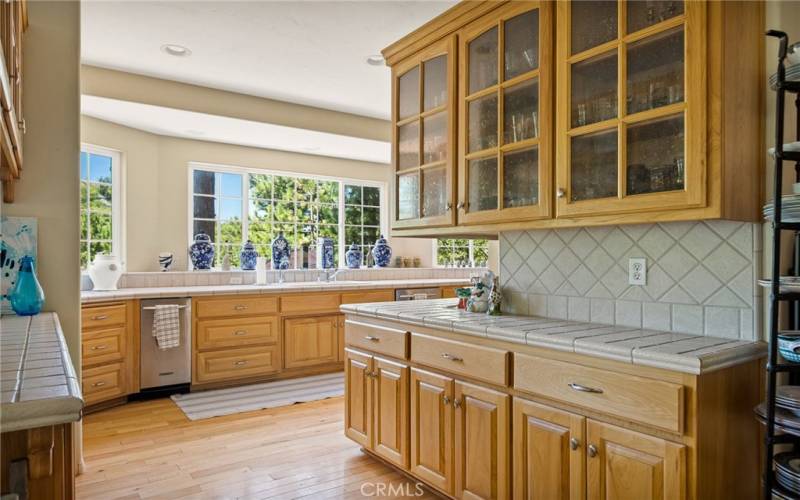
[78,396,437,500]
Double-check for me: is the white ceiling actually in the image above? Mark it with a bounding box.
[82,95,391,163]
[81,1,457,120]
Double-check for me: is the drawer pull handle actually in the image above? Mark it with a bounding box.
[234,360,247,366]
[364,336,380,342]
[443,396,451,405]
[92,345,108,350]
[453,399,462,409]
[92,381,106,387]
[234,305,248,311]
[588,444,598,458]
[91,315,109,321]
[568,382,603,394]
[441,353,463,363]
[234,330,247,336]
[569,438,580,451]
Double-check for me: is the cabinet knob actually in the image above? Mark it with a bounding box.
[453,399,462,409]
[588,444,598,458]
[443,396,451,406]
[569,438,580,451]
[446,202,453,211]
[556,188,566,199]
[368,371,377,378]
[456,201,465,210]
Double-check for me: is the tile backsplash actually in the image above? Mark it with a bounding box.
[499,220,761,340]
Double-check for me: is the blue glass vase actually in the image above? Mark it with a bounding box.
[9,256,45,316]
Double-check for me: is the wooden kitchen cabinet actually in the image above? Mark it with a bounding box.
[0,0,26,203]
[410,367,455,495]
[458,1,553,225]
[512,397,585,500]
[586,420,685,500]
[344,349,373,448]
[283,315,339,369]
[391,35,457,230]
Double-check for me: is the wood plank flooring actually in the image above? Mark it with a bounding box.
[78,397,436,500]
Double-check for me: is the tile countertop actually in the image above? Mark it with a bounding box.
[340,298,766,375]
[80,278,470,303]
[0,313,83,433]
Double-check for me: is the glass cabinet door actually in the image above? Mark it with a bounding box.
[458,1,552,224]
[392,36,456,229]
[556,0,705,217]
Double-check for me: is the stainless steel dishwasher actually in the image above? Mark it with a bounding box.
[395,287,442,301]
[140,297,191,393]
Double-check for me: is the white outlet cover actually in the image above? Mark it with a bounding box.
[628,258,647,286]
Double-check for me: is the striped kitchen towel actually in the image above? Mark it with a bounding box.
[153,304,181,350]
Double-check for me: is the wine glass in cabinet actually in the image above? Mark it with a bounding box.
[556,0,705,218]
[392,36,456,230]
[458,1,553,225]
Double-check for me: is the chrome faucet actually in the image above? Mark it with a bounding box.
[278,256,289,284]
[321,268,345,282]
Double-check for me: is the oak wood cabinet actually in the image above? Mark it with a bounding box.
[343,314,762,500]
[283,315,339,369]
[382,0,764,237]
[0,0,25,203]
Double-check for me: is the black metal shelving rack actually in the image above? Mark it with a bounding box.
[764,30,800,500]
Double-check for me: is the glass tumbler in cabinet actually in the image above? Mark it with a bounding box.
[458,1,552,226]
[391,36,456,230]
[555,0,705,218]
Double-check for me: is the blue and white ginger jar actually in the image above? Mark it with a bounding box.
[318,237,335,269]
[371,235,392,268]
[345,243,362,269]
[271,231,290,270]
[240,240,259,271]
[189,232,214,270]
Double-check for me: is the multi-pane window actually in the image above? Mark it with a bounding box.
[190,165,384,269]
[436,238,489,267]
[80,146,121,269]
[344,184,381,266]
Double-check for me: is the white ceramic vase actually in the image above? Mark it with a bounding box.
[88,254,122,291]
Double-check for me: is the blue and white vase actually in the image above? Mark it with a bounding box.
[271,231,290,270]
[189,232,214,270]
[317,237,335,269]
[240,240,259,271]
[371,235,392,268]
[345,243,362,269]
[158,252,173,272]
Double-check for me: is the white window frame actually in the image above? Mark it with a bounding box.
[80,143,124,270]
[433,238,488,268]
[187,161,388,269]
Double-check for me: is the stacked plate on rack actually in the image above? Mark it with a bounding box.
[775,452,800,496]
[770,62,800,90]
[763,194,800,222]
[778,386,800,415]
[755,402,800,437]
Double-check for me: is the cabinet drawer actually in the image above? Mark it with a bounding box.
[345,320,408,359]
[82,303,126,330]
[411,333,509,386]
[195,296,278,319]
[514,354,684,433]
[195,345,280,384]
[281,293,340,313]
[83,362,126,405]
[196,316,279,350]
[82,327,125,366]
[340,290,395,305]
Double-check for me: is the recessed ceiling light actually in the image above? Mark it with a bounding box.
[161,44,191,57]
[366,54,384,66]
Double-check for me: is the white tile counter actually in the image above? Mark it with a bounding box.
[0,313,83,432]
[340,298,766,374]
[81,278,470,303]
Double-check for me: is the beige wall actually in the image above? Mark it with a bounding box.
[2,2,81,362]
[763,1,800,340]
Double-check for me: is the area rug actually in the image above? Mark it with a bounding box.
[170,372,344,420]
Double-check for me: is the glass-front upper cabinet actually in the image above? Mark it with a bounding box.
[457,1,552,225]
[556,0,705,217]
[392,36,456,230]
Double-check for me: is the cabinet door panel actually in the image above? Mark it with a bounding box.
[455,381,510,500]
[283,315,338,369]
[372,356,409,469]
[344,349,372,448]
[410,367,454,494]
[586,420,685,500]
[512,397,585,500]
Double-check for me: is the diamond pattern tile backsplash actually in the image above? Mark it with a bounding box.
[499,220,762,340]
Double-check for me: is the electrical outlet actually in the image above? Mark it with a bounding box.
[628,258,647,286]
[229,277,243,285]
